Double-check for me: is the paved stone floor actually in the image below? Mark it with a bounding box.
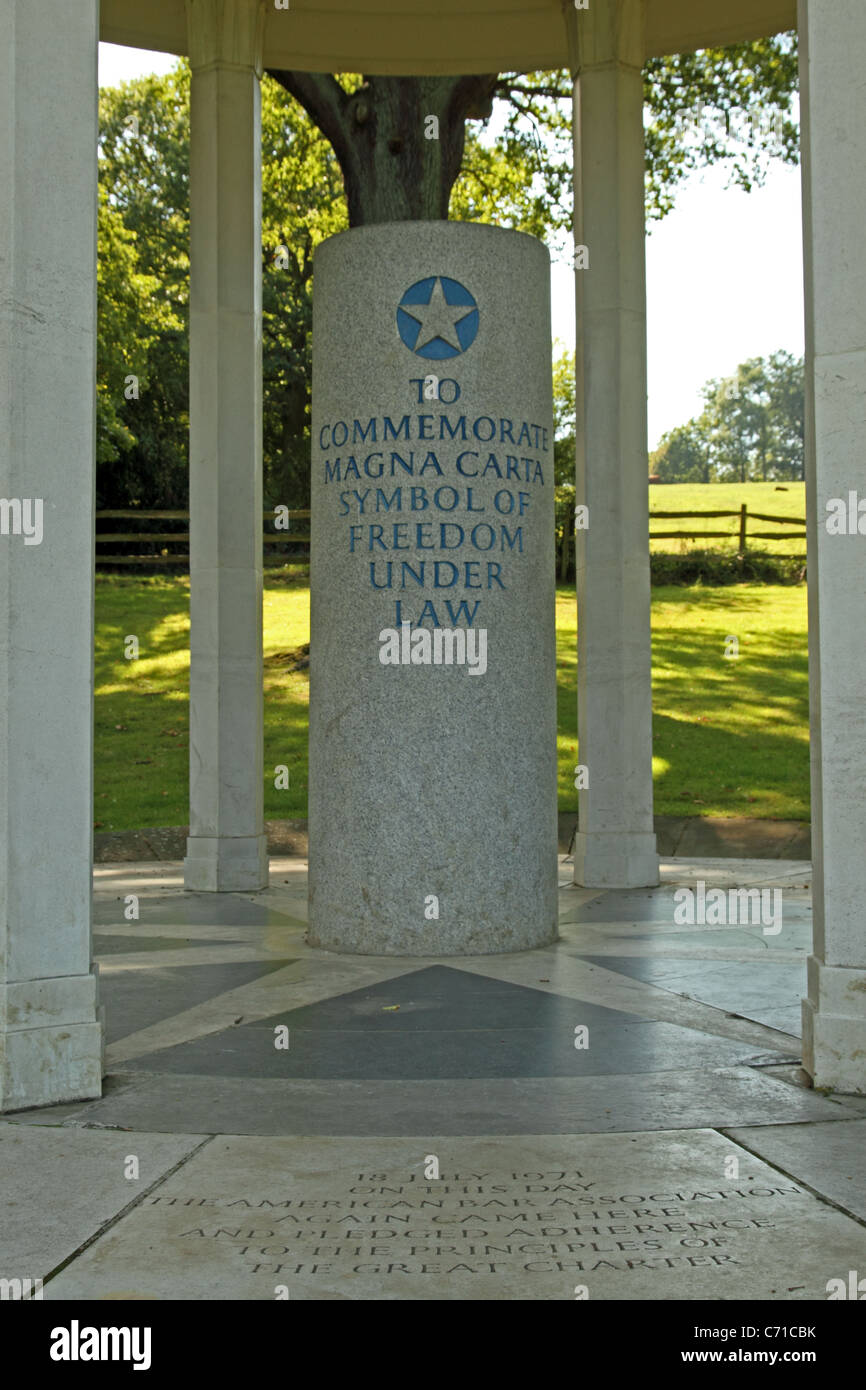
[2,854,865,1300]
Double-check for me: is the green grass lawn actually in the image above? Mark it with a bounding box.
[649,480,806,555]
[95,569,810,832]
[94,570,312,830]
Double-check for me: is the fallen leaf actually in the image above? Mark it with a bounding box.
[381,1005,400,1012]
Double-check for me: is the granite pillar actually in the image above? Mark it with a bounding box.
[308,222,558,954]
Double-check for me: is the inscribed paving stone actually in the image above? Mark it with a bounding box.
[0,1123,204,1278]
[42,1131,866,1301]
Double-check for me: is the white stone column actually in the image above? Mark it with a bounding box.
[799,0,866,1093]
[184,0,269,891]
[567,0,659,888]
[0,0,102,1109]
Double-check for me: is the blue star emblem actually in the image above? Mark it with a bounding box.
[397,276,479,359]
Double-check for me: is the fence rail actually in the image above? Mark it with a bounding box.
[95,510,311,567]
[96,503,807,571]
[556,501,806,580]
[647,503,806,552]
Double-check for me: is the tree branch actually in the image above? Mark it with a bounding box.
[266,71,352,169]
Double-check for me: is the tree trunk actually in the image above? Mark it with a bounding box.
[266,72,497,225]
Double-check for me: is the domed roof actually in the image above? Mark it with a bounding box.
[101,0,795,75]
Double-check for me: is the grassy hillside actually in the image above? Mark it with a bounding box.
[649,480,806,555]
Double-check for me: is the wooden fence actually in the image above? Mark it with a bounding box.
[648,504,806,550]
[97,502,806,573]
[556,502,806,581]
[95,510,310,566]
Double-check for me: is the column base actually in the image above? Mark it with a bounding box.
[573,831,659,889]
[184,834,269,891]
[802,956,866,1095]
[0,972,103,1113]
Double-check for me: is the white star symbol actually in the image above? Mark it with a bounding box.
[403,277,475,353]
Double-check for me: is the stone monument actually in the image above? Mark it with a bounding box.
[308,221,558,954]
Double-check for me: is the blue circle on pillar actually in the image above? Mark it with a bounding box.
[397,276,479,359]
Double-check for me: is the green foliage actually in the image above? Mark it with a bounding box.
[651,422,712,484]
[643,36,800,219]
[261,78,347,508]
[98,66,191,508]
[97,64,345,511]
[452,34,799,248]
[552,344,576,486]
[649,550,805,587]
[451,98,570,242]
[96,39,800,509]
[702,351,804,482]
[653,351,805,483]
[96,185,173,467]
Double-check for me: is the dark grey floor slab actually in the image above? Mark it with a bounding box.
[119,965,780,1080]
[724,1120,866,1223]
[580,956,806,1036]
[93,893,296,929]
[121,1020,769,1081]
[21,1066,856,1136]
[94,933,233,955]
[98,959,295,1045]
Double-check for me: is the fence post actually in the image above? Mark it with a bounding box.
[738,503,748,554]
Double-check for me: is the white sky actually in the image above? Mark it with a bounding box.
[99,42,805,450]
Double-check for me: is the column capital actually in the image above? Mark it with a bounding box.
[186,0,266,75]
[562,0,645,77]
